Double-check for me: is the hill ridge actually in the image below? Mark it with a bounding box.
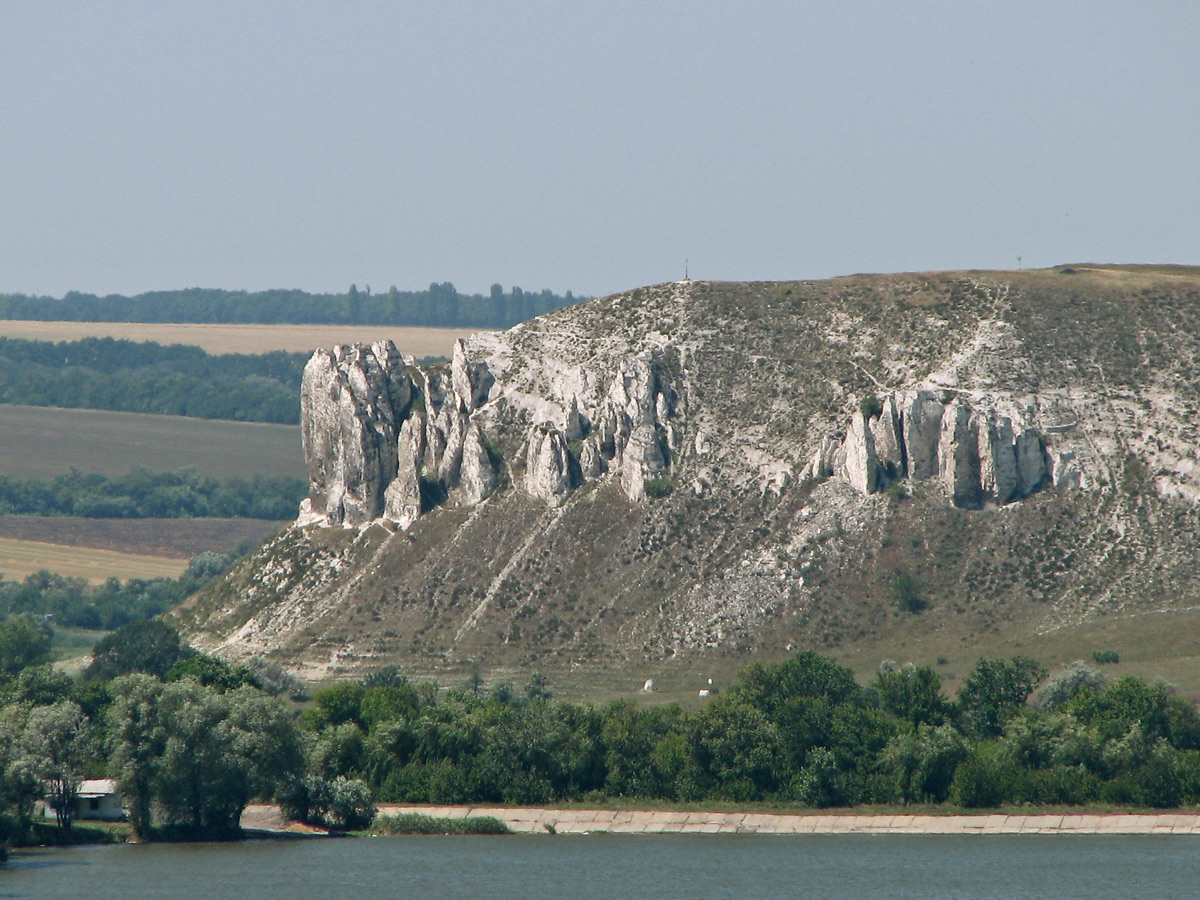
[174,268,1200,690]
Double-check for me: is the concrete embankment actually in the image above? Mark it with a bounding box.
[375,806,1200,835]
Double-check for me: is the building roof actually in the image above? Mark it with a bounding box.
[77,779,117,797]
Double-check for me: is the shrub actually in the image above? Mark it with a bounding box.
[892,574,926,613]
[1034,661,1105,710]
[643,477,673,499]
[281,775,376,832]
[949,745,1018,808]
[859,395,884,420]
[371,813,511,835]
[1092,649,1120,665]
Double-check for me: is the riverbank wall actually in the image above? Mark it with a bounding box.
[373,806,1200,835]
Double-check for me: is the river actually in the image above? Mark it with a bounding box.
[3,834,1191,899]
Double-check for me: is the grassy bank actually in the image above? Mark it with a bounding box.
[370,814,512,835]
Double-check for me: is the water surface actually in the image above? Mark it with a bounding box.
[3,834,1191,899]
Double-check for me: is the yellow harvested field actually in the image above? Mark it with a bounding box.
[0,536,187,583]
[0,321,474,357]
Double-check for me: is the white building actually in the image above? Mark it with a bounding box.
[43,779,126,822]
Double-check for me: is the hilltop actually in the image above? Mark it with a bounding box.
[174,266,1200,696]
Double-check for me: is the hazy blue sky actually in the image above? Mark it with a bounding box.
[2,1,1196,298]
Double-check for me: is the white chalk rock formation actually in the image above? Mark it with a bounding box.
[821,390,1071,509]
[901,390,945,480]
[837,411,879,494]
[460,421,498,504]
[940,398,982,508]
[978,413,1020,505]
[872,395,905,483]
[578,437,608,479]
[301,336,685,530]
[300,341,412,526]
[525,422,575,504]
[383,414,426,529]
[807,433,843,480]
[621,423,668,503]
[451,338,494,412]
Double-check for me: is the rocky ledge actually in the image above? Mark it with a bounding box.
[811,390,1081,508]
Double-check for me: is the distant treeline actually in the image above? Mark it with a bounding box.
[0,552,238,630]
[0,283,585,329]
[0,468,305,519]
[0,337,306,423]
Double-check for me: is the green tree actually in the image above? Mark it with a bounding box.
[308,721,367,780]
[359,684,422,730]
[166,654,261,692]
[1032,661,1106,711]
[872,662,951,728]
[86,620,193,681]
[306,683,366,730]
[733,651,862,715]
[880,723,968,804]
[153,681,303,836]
[686,700,783,801]
[525,671,552,702]
[601,701,682,798]
[0,705,42,847]
[465,660,484,696]
[1069,676,1176,744]
[20,701,90,835]
[0,617,52,679]
[949,740,1021,808]
[280,774,375,831]
[957,657,1047,738]
[108,675,169,838]
[3,664,74,707]
[790,746,842,807]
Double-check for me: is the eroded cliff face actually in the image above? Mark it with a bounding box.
[298,341,412,526]
[298,338,500,529]
[297,319,684,527]
[813,390,1079,508]
[178,268,1200,683]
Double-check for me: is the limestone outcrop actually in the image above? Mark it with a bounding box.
[620,422,669,503]
[300,331,684,530]
[382,414,425,529]
[525,422,575,503]
[300,342,411,526]
[301,329,1074,533]
[836,411,879,494]
[301,342,496,530]
[460,422,498,503]
[814,390,1063,509]
[451,338,494,412]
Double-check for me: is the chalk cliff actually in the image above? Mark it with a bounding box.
[177,267,1200,684]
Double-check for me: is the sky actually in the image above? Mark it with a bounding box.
[1,1,1197,299]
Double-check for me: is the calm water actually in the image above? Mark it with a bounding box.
[2,834,1195,900]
